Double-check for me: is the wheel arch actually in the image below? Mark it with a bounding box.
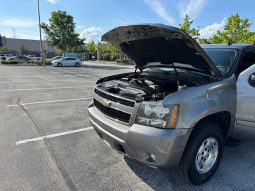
[178,111,232,168]
[191,111,232,140]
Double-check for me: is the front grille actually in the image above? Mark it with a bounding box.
[95,89,135,107]
[94,99,131,123]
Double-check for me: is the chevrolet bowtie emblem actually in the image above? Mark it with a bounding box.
[102,99,112,107]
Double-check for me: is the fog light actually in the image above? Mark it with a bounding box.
[145,153,156,162]
[150,153,156,162]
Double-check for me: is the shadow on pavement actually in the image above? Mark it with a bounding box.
[124,142,255,191]
[124,156,192,191]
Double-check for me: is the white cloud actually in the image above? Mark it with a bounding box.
[79,27,102,42]
[1,17,37,28]
[199,18,226,39]
[144,0,175,25]
[47,0,61,4]
[179,0,208,19]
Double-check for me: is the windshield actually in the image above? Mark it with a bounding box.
[203,48,238,76]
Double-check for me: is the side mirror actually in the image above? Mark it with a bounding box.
[251,74,255,82]
[249,74,255,86]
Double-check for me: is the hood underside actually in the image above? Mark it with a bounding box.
[102,24,221,77]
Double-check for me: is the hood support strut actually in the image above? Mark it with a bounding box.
[170,62,180,87]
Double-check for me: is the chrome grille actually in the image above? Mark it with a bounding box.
[94,99,131,123]
[95,88,135,107]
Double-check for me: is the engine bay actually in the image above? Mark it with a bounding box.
[96,70,210,102]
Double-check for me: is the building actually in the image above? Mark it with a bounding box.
[0,35,56,57]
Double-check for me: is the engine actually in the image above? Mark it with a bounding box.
[97,74,180,102]
[96,70,209,102]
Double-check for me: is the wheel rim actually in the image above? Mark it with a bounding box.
[195,137,219,174]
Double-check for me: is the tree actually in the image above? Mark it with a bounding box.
[86,41,97,54]
[199,38,211,44]
[18,44,28,55]
[246,32,255,44]
[0,46,9,54]
[179,15,200,40]
[41,10,84,53]
[210,14,254,44]
[106,43,119,55]
[96,42,108,60]
[95,42,119,60]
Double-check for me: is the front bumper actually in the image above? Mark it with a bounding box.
[88,105,192,168]
[51,62,57,66]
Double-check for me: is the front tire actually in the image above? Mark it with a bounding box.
[75,62,80,67]
[57,62,62,67]
[178,122,224,185]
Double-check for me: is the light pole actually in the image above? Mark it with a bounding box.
[11,27,18,55]
[37,0,43,61]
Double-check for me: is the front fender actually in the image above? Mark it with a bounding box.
[163,75,237,129]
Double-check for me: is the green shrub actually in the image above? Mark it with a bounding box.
[36,60,51,65]
[115,58,132,64]
[1,60,19,64]
[1,60,51,65]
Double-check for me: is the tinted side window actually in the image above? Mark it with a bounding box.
[237,51,255,75]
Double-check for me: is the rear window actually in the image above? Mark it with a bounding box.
[203,48,238,76]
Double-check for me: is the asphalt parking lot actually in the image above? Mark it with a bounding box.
[1,62,255,191]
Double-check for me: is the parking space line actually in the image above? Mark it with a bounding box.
[16,126,93,145]
[0,75,76,78]
[0,79,92,83]
[7,97,92,107]
[46,66,98,79]
[3,85,95,92]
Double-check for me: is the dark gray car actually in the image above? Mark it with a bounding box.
[88,24,255,185]
[7,55,31,61]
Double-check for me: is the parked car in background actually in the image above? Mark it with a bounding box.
[26,55,41,60]
[63,52,79,58]
[7,55,31,61]
[89,24,255,185]
[51,57,82,67]
[0,54,14,60]
[91,55,96,61]
[46,56,63,62]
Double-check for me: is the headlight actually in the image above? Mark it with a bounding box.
[144,104,153,116]
[135,102,179,128]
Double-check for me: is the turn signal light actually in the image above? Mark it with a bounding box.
[168,104,180,128]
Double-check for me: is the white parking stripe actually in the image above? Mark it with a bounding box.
[0,79,92,83]
[47,66,98,79]
[3,85,95,92]
[0,75,76,78]
[16,126,93,145]
[7,97,92,107]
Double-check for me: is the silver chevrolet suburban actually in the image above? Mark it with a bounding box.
[88,24,255,185]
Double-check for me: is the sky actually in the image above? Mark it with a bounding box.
[0,0,255,42]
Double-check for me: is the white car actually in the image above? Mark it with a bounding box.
[51,57,82,67]
[26,55,41,60]
[0,54,14,60]
[46,56,63,62]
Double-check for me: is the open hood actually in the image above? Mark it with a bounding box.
[102,24,221,77]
